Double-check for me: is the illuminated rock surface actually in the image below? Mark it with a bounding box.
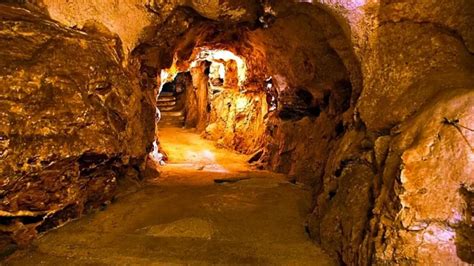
[0,0,473,264]
[0,3,155,255]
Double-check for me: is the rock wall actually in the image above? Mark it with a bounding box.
[307,0,474,264]
[5,0,473,264]
[36,0,155,54]
[187,63,209,131]
[181,59,268,155]
[372,89,474,264]
[37,0,262,58]
[205,88,268,155]
[0,4,154,255]
[249,2,360,187]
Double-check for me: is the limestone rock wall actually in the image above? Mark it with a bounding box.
[188,63,209,132]
[307,0,474,264]
[373,89,474,264]
[251,3,360,186]
[0,4,154,255]
[205,89,268,155]
[358,7,474,132]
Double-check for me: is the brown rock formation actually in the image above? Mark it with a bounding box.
[0,4,154,255]
[0,0,472,264]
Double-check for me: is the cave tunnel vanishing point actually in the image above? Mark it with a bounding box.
[0,0,473,265]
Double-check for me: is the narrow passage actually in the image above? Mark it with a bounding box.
[7,128,335,265]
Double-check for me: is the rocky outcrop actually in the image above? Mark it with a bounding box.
[371,89,474,265]
[311,89,473,265]
[358,20,474,132]
[0,4,154,255]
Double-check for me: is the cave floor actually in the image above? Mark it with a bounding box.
[6,127,336,265]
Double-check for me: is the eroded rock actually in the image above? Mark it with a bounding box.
[0,4,153,253]
[373,89,474,265]
[1,0,473,264]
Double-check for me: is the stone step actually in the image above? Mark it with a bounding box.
[158,106,177,111]
[157,96,176,102]
[159,113,185,127]
[157,101,177,107]
[160,116,184,122]
[159,91,174,97]
[161,111,185,117]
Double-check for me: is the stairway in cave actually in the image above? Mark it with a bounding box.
[157,91,185,128]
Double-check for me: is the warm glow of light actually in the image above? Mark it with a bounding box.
[158,55,181,94]
[349,0,367,8]
[235,96,248,112]
[209,62,225,80]
[201,149,215,161]
[184,149,216,162]
[159,49,247,95]
[178,149,229,173]
[190,49,247,86]
[160,70,171,92]
[150,140,165,165]
[422,224,456,243]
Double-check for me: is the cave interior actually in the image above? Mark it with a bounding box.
[0,0,473,265]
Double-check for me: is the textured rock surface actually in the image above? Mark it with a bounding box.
[251,3,359,185]
[358,20,474,132]
[206,89,267,154]
[2,0,473,264]
[307,127,375,264]
[0,4,154,255]
[306,0,474,264]
[372,89,474,265]
[314,0,474,132]
[39,0,261,55]
[38,0,155,54]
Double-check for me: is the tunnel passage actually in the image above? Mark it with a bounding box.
[0,0,362,261]
[2,0,473,265]
[134,7,365,262]
[133,4,361,162]
[155,46,270,155]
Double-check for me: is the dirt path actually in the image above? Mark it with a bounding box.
[6,128,336,265]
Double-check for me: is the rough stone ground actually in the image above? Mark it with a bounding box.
[5,128,336,265]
